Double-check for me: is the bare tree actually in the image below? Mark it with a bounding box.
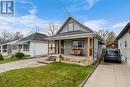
[0,31,23,44]
[29,26,41,34]
[47,22,59,36]
[11,32,23,40]
[96,29,117,45]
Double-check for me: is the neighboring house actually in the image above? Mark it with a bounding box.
[0,40,19,58]
[117,22,130,65]
[0,33,48,58]
[48,17,104,64]
[106,43,118,49]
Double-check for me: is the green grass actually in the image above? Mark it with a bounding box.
[0,57,18,64]
[0,62,96,87]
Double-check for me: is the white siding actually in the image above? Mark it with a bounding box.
[30,41,48,57]
[60,19,89,33]
[118,32,130,65]
[94,38,99,58]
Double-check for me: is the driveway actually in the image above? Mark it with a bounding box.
[0,57,51,73]
[84,62,130,87]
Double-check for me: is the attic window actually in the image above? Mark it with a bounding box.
[68,22,74,31]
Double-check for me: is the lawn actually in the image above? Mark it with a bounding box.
[0,57,18,64]
[0,62,96,87]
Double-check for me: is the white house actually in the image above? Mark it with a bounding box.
[0,33,49,58]
[117,22,130,65]
[0,40,19,58]
[47,17,104,65]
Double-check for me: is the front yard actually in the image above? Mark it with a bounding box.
[0,57,18,64]
[0,62,96,87]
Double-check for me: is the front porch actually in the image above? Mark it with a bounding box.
[0,41,30,58]
[48,36,96,66]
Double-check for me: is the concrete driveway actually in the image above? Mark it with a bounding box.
[84,62,130,87]
[0,57,50,73]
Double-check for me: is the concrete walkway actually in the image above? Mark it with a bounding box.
[0,57,50,73]
[84,62,130,87]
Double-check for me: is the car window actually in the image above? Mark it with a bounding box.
[106,51,118,55]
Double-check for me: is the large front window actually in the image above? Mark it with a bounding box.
[72,41,84,48]
[23,44,29,51]
[71,41,84,56]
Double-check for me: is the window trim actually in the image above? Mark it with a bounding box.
[68,22,74,31]
[125,41,127,47]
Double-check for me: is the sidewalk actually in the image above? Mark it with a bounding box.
[84,62,130,87]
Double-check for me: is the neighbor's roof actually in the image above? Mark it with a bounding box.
[19,33,48,42]
[0,40,19,46]
[117,22,130,40]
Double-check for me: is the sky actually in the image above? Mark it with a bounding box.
[0,0,130,35]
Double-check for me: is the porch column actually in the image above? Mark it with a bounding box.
[87,37,90,57]
[59,40,61,54]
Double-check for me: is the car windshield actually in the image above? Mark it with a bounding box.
[106,51,118,55]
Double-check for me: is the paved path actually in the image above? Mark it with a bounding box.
[84,62,130,87]
[0,57,50,73]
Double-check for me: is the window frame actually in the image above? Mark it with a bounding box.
[125,41,127,47]
[68,22,74,31]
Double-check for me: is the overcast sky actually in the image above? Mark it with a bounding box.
[0,0,130,35]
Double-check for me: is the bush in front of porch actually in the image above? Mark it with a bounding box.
[15,52,25,59]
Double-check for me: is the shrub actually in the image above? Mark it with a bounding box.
[0,53,4,61]
[15,52,25,59]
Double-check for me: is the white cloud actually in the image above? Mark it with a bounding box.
[19,0,33,5]
[84,19,107,31]
[111,21,128,29]
[66,0,99,12]
[29,6,38,15]
[0,14,60,36]
[86,0,99,8]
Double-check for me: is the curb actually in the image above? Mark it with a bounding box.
[79,62,99,87]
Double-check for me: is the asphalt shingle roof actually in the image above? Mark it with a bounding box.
[55,30,89,36]
[19,33,48,41]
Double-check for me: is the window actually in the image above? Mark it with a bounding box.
[71,41,84,56]
[72,41,84,48]
[23,44,29,51]
[68,22,74,31]
[125,41,127,47]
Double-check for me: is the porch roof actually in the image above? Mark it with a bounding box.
[47,33,94,40]
[16,40,30,45]
[0,40,19,46]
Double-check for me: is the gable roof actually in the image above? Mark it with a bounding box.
[55,16,94,35]
[117,22,130,40]
[19,33,48,42]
